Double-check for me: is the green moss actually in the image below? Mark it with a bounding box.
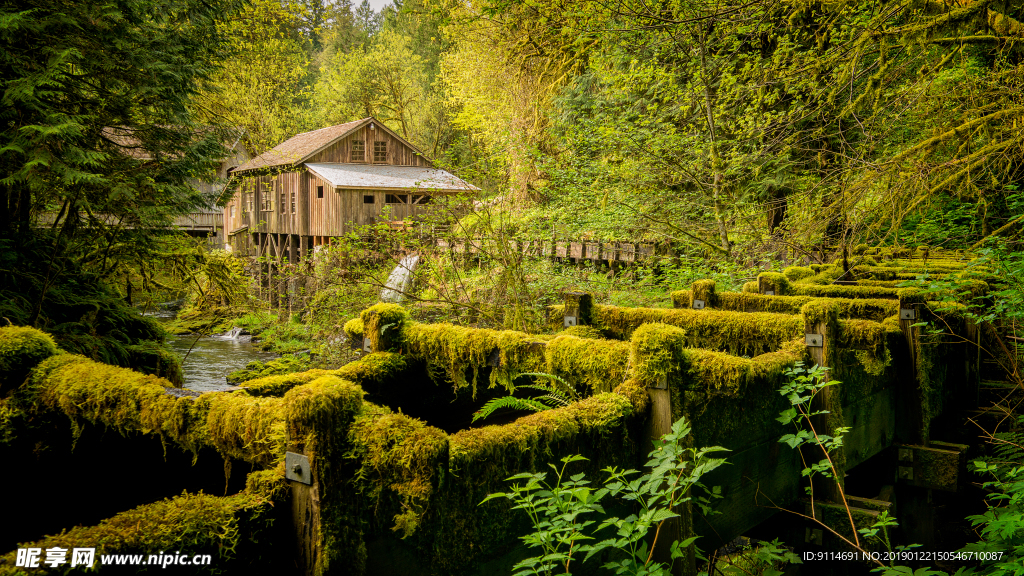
[671,291,900,321]
[0,482,282,573]
[227,354,313,385]
[690,279,719,307]
[0,326,58,394]
[629,323,687,385]
[348,403,449,538]
[545,334,630,393]
[344,317,364,344]
[791,283,903,299]
[558,325,604,339]
[783,266,815,281]
[124,342,184,386]
[29,354,287,466]
[741,281,758,293]
[757,272,791,295]
[360,303,411,352]
[402,323,545,396]
[239,369,336,397]
[335,352,408,385]
[592,304,805,354]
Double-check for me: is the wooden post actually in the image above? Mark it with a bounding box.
[895,296,935,548]
[644,378,694,576]
[562,292,592,327]
[805,319,843,503]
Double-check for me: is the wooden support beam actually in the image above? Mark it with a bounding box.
[645,377,691,576]
[805,319,843,503]
[895,442,967,492]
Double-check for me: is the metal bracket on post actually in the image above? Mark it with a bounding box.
[285,451,312,485]
[564,315,577,327]
[692,299,705,310]
[764,290,775,296]
[900,308,917,320]
[805,334,824,347]
[362,337,372,353]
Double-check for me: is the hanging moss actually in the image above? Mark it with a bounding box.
[360,303,411,352]
[0,325,58,394]
[402,323,545,396]
[0,476,285,573]
[545,334,630,394]
[347,403,449,539]
[757,272,791,295]
[30,354,287,466]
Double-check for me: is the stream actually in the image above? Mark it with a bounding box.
[165,334,276,392]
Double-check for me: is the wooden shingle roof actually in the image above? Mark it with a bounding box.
[234,118,370,172]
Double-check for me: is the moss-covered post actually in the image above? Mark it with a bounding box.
[757,272,790,296]
[689,280,717,310]
[284,375,366,576]
[562,292,593,327]
[801,301,843,503]
[360,304,410,353]
[631,324,693,576]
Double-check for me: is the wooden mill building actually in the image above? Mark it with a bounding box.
[223,117,476,262]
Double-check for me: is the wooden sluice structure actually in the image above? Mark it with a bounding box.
[0,251,995,575]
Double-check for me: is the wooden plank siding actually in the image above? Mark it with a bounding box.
[307,126,430,167]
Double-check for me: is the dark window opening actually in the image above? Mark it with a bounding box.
[374,141,387,163]
[351,140,365,162]
[317,186,324,199]
[412,194,431,205]
[385,194,408,204]
[363,195,375,204]
[280,192,286,212]
[290,191,296,213]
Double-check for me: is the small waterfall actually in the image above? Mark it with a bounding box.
[213,327,250,341]
[381,254,420,303]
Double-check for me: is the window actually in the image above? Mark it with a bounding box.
[290,191,296,213]
[363,195,375,204]
[350,140,365,162]
[280,191,286,212]
[317,185,324,199]
[374,141,387,163]
[412,194,431,205]
[385,193,408,204]
[245,194,252,214]
[230,205,236,218]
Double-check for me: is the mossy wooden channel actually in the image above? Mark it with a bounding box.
[0,253,992,575]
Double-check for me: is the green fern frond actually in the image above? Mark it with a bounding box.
[472,396,550,423]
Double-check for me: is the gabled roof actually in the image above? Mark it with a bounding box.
[234,117,430,173]
[305,163,478,192]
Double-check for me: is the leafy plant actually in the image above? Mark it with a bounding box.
[472,372,580,423]
[481,416,729,575]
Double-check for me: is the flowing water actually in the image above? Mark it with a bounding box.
[166,334,276,392]
[380,253,420,303]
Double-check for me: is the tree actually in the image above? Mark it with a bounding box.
[0,0,242,238]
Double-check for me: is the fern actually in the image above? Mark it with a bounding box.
[470,372,581,423]
[472,396,551,422]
